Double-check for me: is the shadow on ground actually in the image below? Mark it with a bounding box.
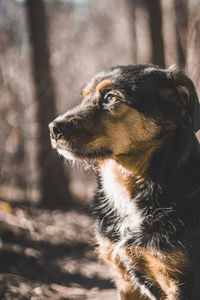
[0,199,116,299]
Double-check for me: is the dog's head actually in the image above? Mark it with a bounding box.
[49,65,200,170]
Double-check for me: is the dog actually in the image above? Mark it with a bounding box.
[49,64,200,300]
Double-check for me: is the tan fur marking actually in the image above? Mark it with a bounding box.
[120,290,147,300]
[177,86,190,98]
[94,78,112,100]
[82,81,94,98]
[115,141,159,176]
[102,104,160,176]
[96,235,131,293]
[126,246,187,298]
[96,235,187,299]
[106,104,159,143]
[96,235,146,299]
[177,86,190,106]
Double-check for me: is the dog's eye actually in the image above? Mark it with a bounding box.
[105,94,119,104]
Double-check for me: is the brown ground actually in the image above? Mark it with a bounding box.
[0,188,117,300]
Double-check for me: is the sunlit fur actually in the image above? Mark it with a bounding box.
[49,64,200,300]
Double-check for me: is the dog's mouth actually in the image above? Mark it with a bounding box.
[50,135,113,161]
[50,136,76,159]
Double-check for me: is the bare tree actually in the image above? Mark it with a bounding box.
[126,0,138,64]
[144,0,165,67]
[26,0,71,208]
[128,0,165,67]
[186,15,200,140]
[174,0,188,68]
[186,16,200,89]
[161,0,188,68]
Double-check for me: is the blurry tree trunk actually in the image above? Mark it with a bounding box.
[186,16,200,95]
[161,0,188,68]
[174,0,188,68]
[126,0,138,64]
[144,0,165,68]
[186,16,200,140]
[26,0,71,208]
[161,0,177,67]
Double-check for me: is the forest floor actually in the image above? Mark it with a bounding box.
[0,186,117,300]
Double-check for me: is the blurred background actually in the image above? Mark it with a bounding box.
[0,0,200,298]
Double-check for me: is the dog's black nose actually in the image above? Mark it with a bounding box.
[49,121,66,139]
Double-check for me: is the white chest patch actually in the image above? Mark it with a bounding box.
[100,161,143,240]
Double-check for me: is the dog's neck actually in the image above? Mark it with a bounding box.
[99,159,145,233]
[100,159,142,198]
[97,129,200,244]
[99,128,198,197]
[101,159,139,196]
[115,140,160,177]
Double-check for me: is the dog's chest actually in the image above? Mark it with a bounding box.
[100,161,143,239]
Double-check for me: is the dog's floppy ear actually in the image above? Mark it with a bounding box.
[168,68,200,132]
